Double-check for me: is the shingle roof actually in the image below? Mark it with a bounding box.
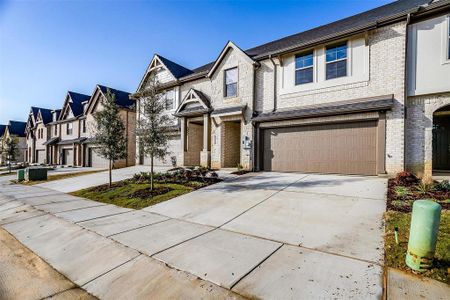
[39,108,53,124]
[252,95,394,122]
[176,0,432,82]
[158,55,193,79]
[30,106,40,118]
[68,91,90,117]
[8,121,26,137]
[0,125,6,137]
[98,85,134,109]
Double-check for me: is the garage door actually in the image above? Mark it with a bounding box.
[144,136,181,167]
[262,121,377,175]
[36,150,46,164]
[88,148,109,168]
[63,149,73,165]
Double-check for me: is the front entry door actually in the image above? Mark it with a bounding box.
[433,116,450,170]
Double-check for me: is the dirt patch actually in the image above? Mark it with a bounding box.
[129,186,172,198]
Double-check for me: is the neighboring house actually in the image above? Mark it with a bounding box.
[135,0,449,176]
[25,107,53,164]
[83,84,136,168]
[55,91,91,166]
[0,124,7,165]
[406,1,450,179]
[2,121,27,163]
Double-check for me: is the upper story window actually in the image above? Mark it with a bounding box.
[326,42,347,80]
[66,123,73,135]
[54,125,57,136]
[224,67,238,97]
[82,120,86,133]
[295,51,314,85]
[165,90,174,110]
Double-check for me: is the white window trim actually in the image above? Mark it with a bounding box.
[294,50,315,85]
[224,66,239,98]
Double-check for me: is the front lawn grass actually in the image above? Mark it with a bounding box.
[385,209,450,284]
[70,181,193,209]
[14,170,104,185]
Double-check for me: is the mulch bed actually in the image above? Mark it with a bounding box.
[387,172,450,212]
[231,170,250,175]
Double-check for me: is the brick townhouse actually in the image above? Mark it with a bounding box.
[135,0,450,178]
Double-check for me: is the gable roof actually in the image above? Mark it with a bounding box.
[0,125,6,137]
[97,85,134,109]
[38,108,53,124]
[157,55,193,79]
[207,41,255,78]
[164,0,434,84]
[8,121,26,137]
[67,91,90,117]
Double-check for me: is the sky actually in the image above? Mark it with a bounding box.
[0,0,393,124]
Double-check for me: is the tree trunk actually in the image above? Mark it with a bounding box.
[150,154,154,190]
[109,159,112,188]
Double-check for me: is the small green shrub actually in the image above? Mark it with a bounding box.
[434,180,450,192]
[415,182,434,195]
[394,186,411,198]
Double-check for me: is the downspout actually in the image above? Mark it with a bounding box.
[269,54,277,112]
[403,12,412,173]
[251,62,260,171]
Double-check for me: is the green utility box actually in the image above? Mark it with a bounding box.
[17,169,25,181]
[25,167,48,181]
[406,200,441,272]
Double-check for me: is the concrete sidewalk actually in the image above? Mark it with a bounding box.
[35,165,171,193]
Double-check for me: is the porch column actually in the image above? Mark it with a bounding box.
[180,117,186,166]
[200,113,211,167]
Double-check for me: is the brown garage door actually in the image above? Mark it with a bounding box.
[262,121,377,175]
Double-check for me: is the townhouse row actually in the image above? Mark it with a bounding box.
[22,85,135,168]
[2,0,450,179]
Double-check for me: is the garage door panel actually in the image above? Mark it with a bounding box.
[263,121,377,175]
[144,136,181,166]
[36,150,45,164]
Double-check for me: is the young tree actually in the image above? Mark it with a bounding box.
[93,89,127,187]
[4,137,18,173]
[135,75,172,190]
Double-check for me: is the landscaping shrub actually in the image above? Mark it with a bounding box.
[133,167,220,185]
[393,171,420,187]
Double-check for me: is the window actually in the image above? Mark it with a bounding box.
[82,120,86,133]
[165,90,174,110]
[326,42,347,80]
[54,125,57,136]
[66,123,73,135]
[295,51,314,85]
[224,67,238,97]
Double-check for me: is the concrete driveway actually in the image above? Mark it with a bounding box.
[144,172,388,298]
[1,171,390,299]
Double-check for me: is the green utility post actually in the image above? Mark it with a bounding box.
[406,200,441,272]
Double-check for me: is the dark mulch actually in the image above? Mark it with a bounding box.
[387,172,450,212]
[129,186,172,198]
[90,181,127,192]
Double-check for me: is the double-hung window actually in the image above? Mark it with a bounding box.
[66,123,73,135]
[326,42,347,80]
[295,51,314,85]
[224,67,238,97]
[165,90,174,110]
